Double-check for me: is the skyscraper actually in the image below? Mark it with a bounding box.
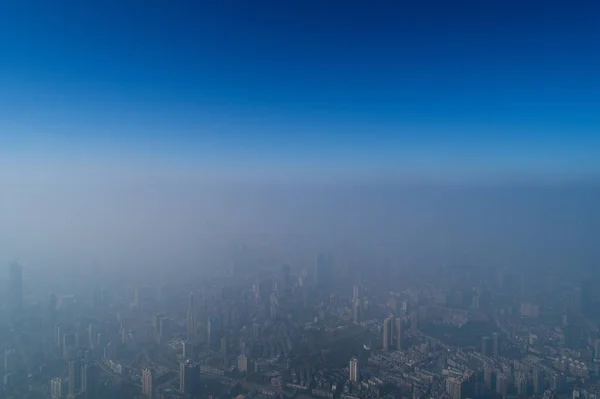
[492,332,500,357]
[142,368,154,398]
[349,357,359,383]
[81,361,98,399]
[206,317,213,348]
[68,359,81,395]
[481,336,492,357]
[395,317,404,350]
[383,316,393,350]
[353,300,361,324]
[186,292,196,342]
[179,361,198,394]
[51,378,63,399]
[8,263,23,312]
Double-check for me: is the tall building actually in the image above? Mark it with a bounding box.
[353,300,362,324]
[483,367,494,390]
[81,361,98,399]
[8,263,23,312]
[183,341,194,359]
[492,332,500,357]
[395,317,404,350]
[349,357,359,383]
[51,378,63,399]
[238,355,248,372]
[206,317,213,348]
[516,373,528,397]
[68,359,81,395]
[353,285,360,300]
[179,361,197,394]
[446,377,463,399]
[142,368,154,398]
[221,336,227,356]
[186,292,196,342]
[481,336,491,357]
[533,368,544,394]
[383,316,393,350]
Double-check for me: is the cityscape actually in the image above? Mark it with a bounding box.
[2,253,600,399]
[1,1,600,399]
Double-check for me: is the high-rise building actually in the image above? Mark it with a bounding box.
[492,332,500,357]
[533,368,544,394]
[349,357,359,383]
[8,263,23,312]
[81,361,98,399]
[221,336,227,356]
[353,300,361,324]
[481,336,491,357]
[395,317,404,350]
[383,316,393,350]
[55,324,63,348]
[179,361,198,394]
[51,378,63,399]
[142,368,154,398]
[353,286,360,300]
[238,355,248,372]
[483,367,494,390]
[68,359,81,395]
[186,292,196,342]
[516,373,528,397]
[496,373,508,395]
[446,377,463,399]
[206,317,213,348]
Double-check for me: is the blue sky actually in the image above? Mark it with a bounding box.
[1,0,599,180]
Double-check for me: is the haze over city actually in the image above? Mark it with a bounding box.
[0,2,599,399]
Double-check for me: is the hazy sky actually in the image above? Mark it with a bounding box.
[1,1,599,274]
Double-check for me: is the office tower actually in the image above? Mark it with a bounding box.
[186,293,196,342]
[179,361,198,394]
[492,332,500,357]
[353,300,361,324]
[81,361,97,399]
[8,263,23,312]
[383,316,393,350]
[142,368,154,398]
[349,357,359,383]
[51,378,63,399]
[238,355,248,372]
[481,336,491,357]
[68,359,81,395]
[395,317,404,350]
[353,285,360,300]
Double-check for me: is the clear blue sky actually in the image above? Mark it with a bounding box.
[1,0,599,179]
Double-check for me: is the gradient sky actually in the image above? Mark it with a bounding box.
[1,0,599,179]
